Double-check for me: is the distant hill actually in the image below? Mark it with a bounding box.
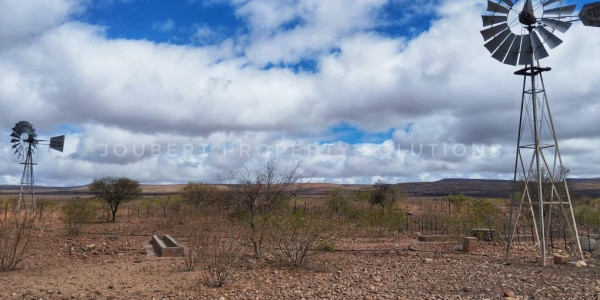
[1,178,599,199]
[396,178,600,198]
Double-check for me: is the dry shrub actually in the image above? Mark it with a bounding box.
[184,217,242,287]
[62,200,99,235]
[183,239,201,272]
[267,210,337,268]
[0,210,36,271]
[201,234,242,287]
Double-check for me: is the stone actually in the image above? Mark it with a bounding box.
[576,260,587,267]
[422,258,434,264]
[503,290,515,297]
[554,254,569,264]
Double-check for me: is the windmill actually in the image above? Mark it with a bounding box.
[10,121,65,212]
[481,0,600,265]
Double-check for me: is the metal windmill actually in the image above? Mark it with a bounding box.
[481,0,600,265]
[10,121,65,212]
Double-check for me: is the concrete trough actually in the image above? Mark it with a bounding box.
[151,235,184,257]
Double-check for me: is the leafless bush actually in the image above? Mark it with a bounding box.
[183,232,201,272]
[201,234,242,287]
[184,217,243,287]
[0,210,36,271]
[267,210,336,268]
[224,158,303,258]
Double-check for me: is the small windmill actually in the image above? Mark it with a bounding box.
[10,121,64,212]
[481,0,600,265]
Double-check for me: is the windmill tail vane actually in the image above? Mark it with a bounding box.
[481,1,600,265]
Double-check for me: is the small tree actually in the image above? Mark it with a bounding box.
[89,177,141,222]
[369,180,402,211]
[446,193,470,215]
[225,158,303,258]
[181,182,217,212]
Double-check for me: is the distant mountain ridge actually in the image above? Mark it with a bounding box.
[396,178,600,198]
[1,178,599,199]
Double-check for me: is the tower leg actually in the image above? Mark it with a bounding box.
[505,64,582,265]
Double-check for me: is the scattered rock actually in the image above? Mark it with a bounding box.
[503,290,515,297]
[422,258,433,264]
[576,260,588,268]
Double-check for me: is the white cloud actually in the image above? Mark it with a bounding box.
[0,0,81,45]
[1,0,600,185]
[153,19,175,33]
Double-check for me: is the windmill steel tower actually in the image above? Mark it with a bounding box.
[481,0,600,265]
[10,121,65,212]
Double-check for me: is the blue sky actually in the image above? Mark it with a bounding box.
[81,0,437,47]
[2,0,600,186]
[81,1,242,45]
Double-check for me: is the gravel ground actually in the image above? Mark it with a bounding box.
[1,217,599,300]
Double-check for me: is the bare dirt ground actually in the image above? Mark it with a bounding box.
[1,212,599,300]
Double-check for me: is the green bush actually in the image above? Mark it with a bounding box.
[354,208,406,235]
[267,209,337,268]
[326,187,351,215]
[62,200,99,235]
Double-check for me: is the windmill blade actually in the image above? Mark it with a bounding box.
[534,26,563,49]
[531,31,549,60]
[484,29,512,54]
[487,0,510,14]
[492,34,515,63]
[12,143,20,149]
[481,23,510,41]
[10,132,20,138]
[544,4,576,16]
[540,18,572,33]
[483,15,508,26]
[542,0,561,7]
[518,35,533,65]
[49,135,65,152]
[504,35,523,66]
[10,138,21,143]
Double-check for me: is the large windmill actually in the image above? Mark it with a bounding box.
[481,0,600,265]
[10,121,64,212]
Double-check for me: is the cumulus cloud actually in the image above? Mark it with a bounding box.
[1,0,599,186]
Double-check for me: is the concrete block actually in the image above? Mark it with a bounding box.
[462,237,478,253]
